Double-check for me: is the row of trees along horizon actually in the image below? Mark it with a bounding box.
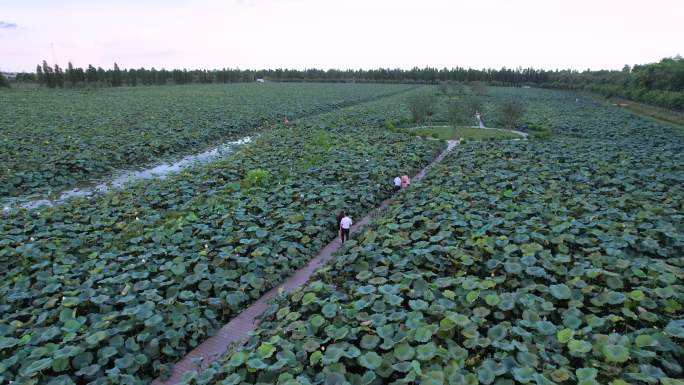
[1,56,682,110]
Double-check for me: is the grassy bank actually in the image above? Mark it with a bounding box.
[409,125,522,140]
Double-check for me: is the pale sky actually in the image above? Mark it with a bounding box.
[1,0,682,73]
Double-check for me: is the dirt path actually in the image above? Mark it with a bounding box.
[151,139,459,385]
[477,116,528,138]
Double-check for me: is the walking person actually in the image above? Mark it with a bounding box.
[336,210,345,239]
[393,176,402,191]
[340,212,352,243]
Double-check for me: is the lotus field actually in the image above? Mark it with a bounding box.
[0,85,682,385]
[0,83,414,198]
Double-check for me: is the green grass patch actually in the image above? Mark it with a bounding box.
[408,125,521,140]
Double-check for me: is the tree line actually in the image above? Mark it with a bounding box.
[8,56,683,110]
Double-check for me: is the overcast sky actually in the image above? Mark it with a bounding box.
[1,0,682,72]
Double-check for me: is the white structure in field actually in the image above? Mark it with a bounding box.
[1,72,17,80]
[256,78,265,83]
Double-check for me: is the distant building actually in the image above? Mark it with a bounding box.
[1,72,17,80]
[256,78,265,83]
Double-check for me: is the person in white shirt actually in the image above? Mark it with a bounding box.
[340,213,352,243]
[393,176,402,191]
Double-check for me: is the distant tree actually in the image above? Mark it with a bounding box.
[112,63,122,86]
[464,96,483,119]
[42,60,55,88]
[497,99,525,128]
[67,62,78,86]
[54,64,65,87]
[0,73,10,88]
[97,67,106,84]
[86,65,98,83]
[36,64,44,85]
[446,99,470,126]
[129,69,138,86]
[407,94,436,125]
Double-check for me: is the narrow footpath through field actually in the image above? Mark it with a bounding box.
[477,115,529,138]
[152,139,459,385]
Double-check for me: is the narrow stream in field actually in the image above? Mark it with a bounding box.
[2,136,253,213]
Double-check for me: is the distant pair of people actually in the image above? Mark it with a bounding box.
[393,175,411,190]
[336,210,353,243]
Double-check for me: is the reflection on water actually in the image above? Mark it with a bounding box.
[2,136,252,213]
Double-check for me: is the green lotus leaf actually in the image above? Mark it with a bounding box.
[487,324,507,342]
[629,289,645,301]
[661,379,684,385]
[71,352,93,370]
[54,345,83,359]
[227,350,247,367]
[634,334,655,348]
[377,324,394,339]
[504,262,523,274]
[607,291,626,305]
[356,271,373,281]
[301,292,317,306]
[360,334,380,350]
[325,325,349,340]
[664,319,684,338]
[439,317,456,331]
[484,294,501,306]
[414,326,433,343]
[477,366,495,385]
[223,373,243,385]
[51,357,70,372]
[415,342,437,361]
[257,342,276,359]
[557,328,574,343]
[568,339,593,355]
[512,367,535,383]
[114,354,135,369]
[549,284,571,300]
[246,357,268,369]
[85,331,107,346]
[322,303,338,318]
[357,351,382,370]
[603,344,630,363]
[0,337,19,350]
[563,315,582,330]
[575,367,598,381]
[309,350,323,366]
[75,364,100,377]
[325,372,346,385]
[535,320,557,335]
[310,314,326,328]
[20,358,53,377]
[356,285,376,295]
[144,314,164,327]
[393,342,415,361]
[550,368,570,382]
[466,291,479,303]
[322,345,345,364]
[409,299,428,311]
